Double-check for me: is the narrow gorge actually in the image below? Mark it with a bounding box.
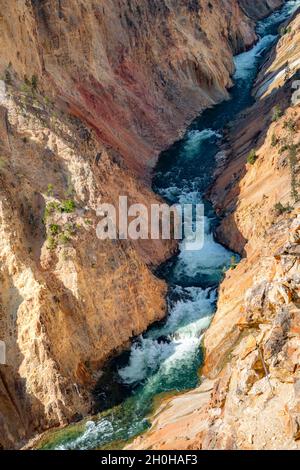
[0,0,299,452]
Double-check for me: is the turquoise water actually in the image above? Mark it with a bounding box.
[40,0,300,450]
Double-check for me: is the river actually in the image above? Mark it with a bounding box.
[39,0,300,450]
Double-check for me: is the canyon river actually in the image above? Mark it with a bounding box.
[38,0,300,450]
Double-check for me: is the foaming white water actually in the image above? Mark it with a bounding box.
[57,419,114,451]
[235,0,300,81]
[159,182,202,205]
[53,302,213,451]
[183,129,222,159]
[118,287,216,386]
[178,189,201,205]
[159,185,182,202]
[234,34,277,80]
[256,0,300,36]
[118,339,174,384]
[174,216,232,281]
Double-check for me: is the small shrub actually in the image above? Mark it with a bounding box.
[274,202,293,215]
[4,70,12,85]
[31,75,38,91]
[24,75,30,86]
[44,201,60,221]
[279,144,289,155]
[60,199,76,213]
[44,96,52,107]
[247,149,258,165]
[64,222,76,236]
[280,26,292,36]
[0,157,6,170]
[271,134,279,147]
[58,233,71,245]
[272,105,283,122]
[229,256,238,270]
[49,223,60,236]
[20,83,30,94]
[283,118,297,133]
[288,144,299,202]
[47,183,54,197]
[47,236,57,250]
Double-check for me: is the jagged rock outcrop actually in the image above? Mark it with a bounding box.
[128,10,300,451]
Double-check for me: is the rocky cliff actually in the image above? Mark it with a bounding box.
[239,0,284,19]
[128,9,300,451]
[0,0,285,449]
[0,0,274,179]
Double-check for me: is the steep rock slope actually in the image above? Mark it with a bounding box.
[0,0,274,178]
[240,0,283,19]
[128,10,300,450]
[0,81,172,449]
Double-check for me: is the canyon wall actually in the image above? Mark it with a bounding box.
[0,0,285,449]
[239,0,283,19]
[0,0,275,179]
[128,9,300,450]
